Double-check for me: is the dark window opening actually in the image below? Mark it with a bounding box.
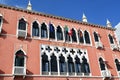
[51,54,58,72]
[75,56,81,73]
[108,34,114,44]
[84,31,90,44]
[67,55,75,73]
[94,32,99,42]
[64,26,71,42]
[57,26,63,40]
[41,23,48,38]
[18,18,26,30]
[49,23,55,39]
[78,30,84,43]
[32,21,39,37]
[59,54,66,72]
[15,50,25,67]
[115,59,120,71]
[81,56,90,73]
[99,58,106,70]
[42,53,49,72]
[71,28,77,42]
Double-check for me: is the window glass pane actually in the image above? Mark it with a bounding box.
[109,34,114,44]
[15,50,25,67]
[78,30,84,43]
[94,32,99,42]
[32,22,39,37]
[49,23,55,39]
[41,23,47,38]
[71,28,77,42]
[57,26,63,40]
[84,31,90,44]
[18,19,26,30]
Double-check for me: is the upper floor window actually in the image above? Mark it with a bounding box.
[41,23,48,38]
[18,18,26,30]
[115,59,120,71]
[78,30,84,44]
[57,26,63,40]
[71,28,77,42]
[49,23,55,39]
[84,30,91,44]
[93,32,99,42]
[32,21,39,37]
[64,26,71,42]
[99,58,105,70]
[108,34,114,44]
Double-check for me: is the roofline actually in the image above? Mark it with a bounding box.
[0,4,116,31]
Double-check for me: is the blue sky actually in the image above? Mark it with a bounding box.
[0,0,120,27]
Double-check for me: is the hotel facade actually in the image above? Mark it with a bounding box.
[0,2,120,80]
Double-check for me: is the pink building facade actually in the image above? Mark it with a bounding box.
[0,4,120,80]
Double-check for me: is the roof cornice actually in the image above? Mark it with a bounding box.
[0,4,116,31]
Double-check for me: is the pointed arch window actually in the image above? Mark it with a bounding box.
[75,56,81,74]
[64,26,71,42]
[32,21,39,37]
[115,59,120,71]
[84,30,91,44]
[15,50,25,66]
[78,30,84,43]
[42,53,49,75]
[49,23,55,39]
[41,23,48,38]
[81,56,90,74]
[59,54,66,74]
[99,58,106,70]
[94,32,99,42]
[108,34,114,44]
[67,55,75,75]
[18,18,26,30]
[51,54,58,74]
[71,28,77,42]
[57,26,63,40]
[14,50,26,75]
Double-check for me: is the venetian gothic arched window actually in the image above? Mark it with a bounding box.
[93,32,99,42]
[59,54,66,74]
[108,34,114,44]
[115,59,120,71]
[71,28,77,42]
[49,23,55,39]
[81,56,90,74]
[50,54,58,73]
[42,53,49,74]
[99,58,106,70]
[64,26,71,42]
[57,26,63,40]
[67,55,75,74]
[84,30,90,44]
[15,50,25,66]
[41,23,48,38]
[75,56,81,73]
[32,21,39,37]
[78,30,84,43]
[18,18,26,30]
